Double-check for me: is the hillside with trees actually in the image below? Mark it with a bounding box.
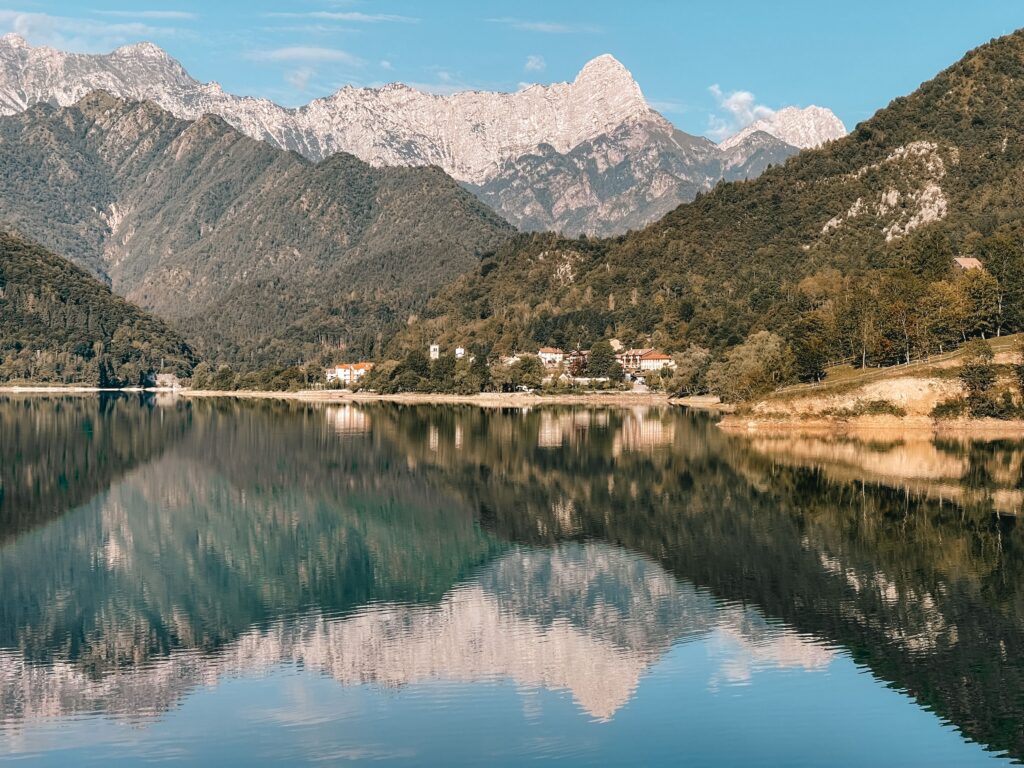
[397,31,1024,398]
[0,92,513,367]
[0,231,196,385]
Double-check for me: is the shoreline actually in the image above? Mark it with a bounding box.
[6,386,1024,434]
[0,385,678,408]
[184,389,678,407]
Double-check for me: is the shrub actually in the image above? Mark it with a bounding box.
[931,398,968,419]
[705,331,797,403]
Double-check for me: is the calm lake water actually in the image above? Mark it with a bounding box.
[1,395,1023,766]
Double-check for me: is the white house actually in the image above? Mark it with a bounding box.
[429,344,440,360]
[154,373,180,390]
[538,347,565,367]
[326,362,375,385]
[616,348,653,371]
[637,351,675,372]
[455,347,466,359]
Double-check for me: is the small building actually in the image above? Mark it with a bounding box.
[429,344,440,361]
[954,257,984,271]
[155,373,180,390]
[326,362,375,385]
[637,350,676,372]
[617,348,654,372]
[538,347,565,367]
[455,347,466,360]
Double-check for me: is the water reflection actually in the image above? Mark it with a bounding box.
[746,432,1024,515]
[0,398,1022,764]
[0,541,833,727]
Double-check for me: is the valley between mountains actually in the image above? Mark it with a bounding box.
[3,29,1024,420]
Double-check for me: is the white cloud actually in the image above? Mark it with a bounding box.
[257,24,354,35]
[707,84,775,140]
[487,17,601,34]
[260,46,363,65]
[0,10,170,52]
[94,10,197,20]
[285,67,315,92]
[379,59,394,70]
[266,11,418,23]
[524,54,545,72]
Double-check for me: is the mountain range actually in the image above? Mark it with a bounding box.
[5,29,1022,386]
[0,91,511,366]
[0,34,846,236]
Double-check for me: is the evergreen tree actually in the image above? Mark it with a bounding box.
[588,340,621,380]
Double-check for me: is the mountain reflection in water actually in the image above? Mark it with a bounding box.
[0,396,1021,765]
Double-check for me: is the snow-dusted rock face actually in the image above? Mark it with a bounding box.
[0,36,649,185]
[0,34,846,235]
[718,106,847,152]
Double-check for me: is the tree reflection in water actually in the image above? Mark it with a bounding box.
[0,397,1022,759]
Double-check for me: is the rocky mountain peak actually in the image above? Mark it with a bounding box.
[719,105,847,151]
[0,33,27,50]
[111,41,170,60]
[571,54,647,116]
[575,54,636,86]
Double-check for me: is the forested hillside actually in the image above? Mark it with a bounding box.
[0,231,196,385]
[401,31,1024,387]
[0,92,513,366]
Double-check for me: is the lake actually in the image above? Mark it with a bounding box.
[0,395,1022,766]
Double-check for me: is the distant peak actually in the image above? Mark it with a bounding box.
[719,105,847,151]
[112,41,169,59]
[571,54,646,112]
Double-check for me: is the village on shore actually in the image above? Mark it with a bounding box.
[326,342,677,391]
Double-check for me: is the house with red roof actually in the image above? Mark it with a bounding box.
[537,347,565,367]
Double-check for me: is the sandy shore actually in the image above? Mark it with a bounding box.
[0,385,723,408]
[0,385,688,407]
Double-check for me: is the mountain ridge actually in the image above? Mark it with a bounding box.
[0,35,845,235]
[0,90,513,365]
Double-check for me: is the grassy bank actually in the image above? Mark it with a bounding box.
[719,334,1024,434]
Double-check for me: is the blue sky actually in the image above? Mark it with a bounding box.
[4,1,1024,139]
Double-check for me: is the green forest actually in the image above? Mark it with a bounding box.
[0,231,196,386]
